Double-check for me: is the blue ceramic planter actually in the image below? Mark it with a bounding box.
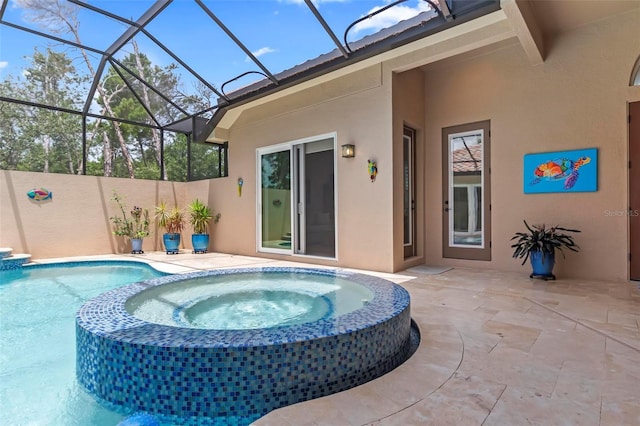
[191,233,209,254]
[530,250,555,280]
[163,233,181,254]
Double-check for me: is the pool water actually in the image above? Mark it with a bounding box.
[179,289,331,329]
[0,262,166,426]
[126,272,373,330]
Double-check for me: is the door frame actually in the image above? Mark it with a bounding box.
[403,126,417,258]
[256,142,293,255]
[442,120,491,261]
[293,138,336,258]
[256,133,338,259]
[630,101,640,280]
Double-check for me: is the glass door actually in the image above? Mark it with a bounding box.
[258,147,292,253]
[295,139,335,257]
[258,136,336,257]
[442,121,491,260]
[403,126,416,258]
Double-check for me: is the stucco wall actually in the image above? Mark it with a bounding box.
[0,170,209,258]
[421,8,640,281]
[391,68,426,271]
[207,65,396,272]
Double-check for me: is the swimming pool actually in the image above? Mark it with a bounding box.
[0,261,167,425]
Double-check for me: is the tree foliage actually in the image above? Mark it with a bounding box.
[1,0,222,181]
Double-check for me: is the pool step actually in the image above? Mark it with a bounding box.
[0,248,32,271]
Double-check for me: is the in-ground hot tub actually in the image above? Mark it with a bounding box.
[76,267,412,423]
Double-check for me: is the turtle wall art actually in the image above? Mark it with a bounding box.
[523,148,598,193]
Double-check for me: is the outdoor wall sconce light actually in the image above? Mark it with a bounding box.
[341,144,355,158]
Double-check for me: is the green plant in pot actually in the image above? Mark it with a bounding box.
[109,191,150,254]
[188,198,221,254]
[510,220,580,280]
[155,201,185,254]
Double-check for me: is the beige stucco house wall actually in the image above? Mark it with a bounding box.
[424,10,640,280]
[204,65,396,272]
[1,2,638,282]
[418,7,640,281]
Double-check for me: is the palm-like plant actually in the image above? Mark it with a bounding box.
[511,220,580,265]
[189,198,220,234]
[155,201,185,234]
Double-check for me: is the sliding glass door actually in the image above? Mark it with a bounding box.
[259,147,292,252]
[258,136,335,257]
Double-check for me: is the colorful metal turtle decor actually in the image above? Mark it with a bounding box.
[530,156,591,190]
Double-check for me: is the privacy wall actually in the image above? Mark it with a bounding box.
[0,170,209,258]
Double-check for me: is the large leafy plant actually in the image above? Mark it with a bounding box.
[511,220,580,265]
[188,198,221,234]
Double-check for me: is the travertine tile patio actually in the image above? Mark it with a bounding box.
[255,261,638,425]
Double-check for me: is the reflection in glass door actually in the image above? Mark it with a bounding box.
[442,121,491,261]
[259,148,292,252]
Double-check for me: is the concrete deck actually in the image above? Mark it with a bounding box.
[31,251,640,425]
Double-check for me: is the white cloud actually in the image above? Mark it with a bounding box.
[279,0,348,6]
[352,1,433,35]
[0,61,8,69]
[247,47,276,62]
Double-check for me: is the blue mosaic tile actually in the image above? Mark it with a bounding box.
[77,267,411,420]
[22,259,168,273]
[0,256,29,271]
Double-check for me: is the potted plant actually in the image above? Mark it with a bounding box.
[511,220,580,280]
[155,201,185,254]
[188,198,221,254]
[109,191,150,254]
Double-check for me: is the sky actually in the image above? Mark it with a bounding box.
[0,0,435,100]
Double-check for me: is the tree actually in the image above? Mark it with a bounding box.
[0,48,84,174]
[22,48,84,174]
[5,0,222,181]
[16,0,135,177]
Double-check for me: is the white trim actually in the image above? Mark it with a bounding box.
[256,146,293,255]
[256,133,338,259]
[447,129,485,249]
